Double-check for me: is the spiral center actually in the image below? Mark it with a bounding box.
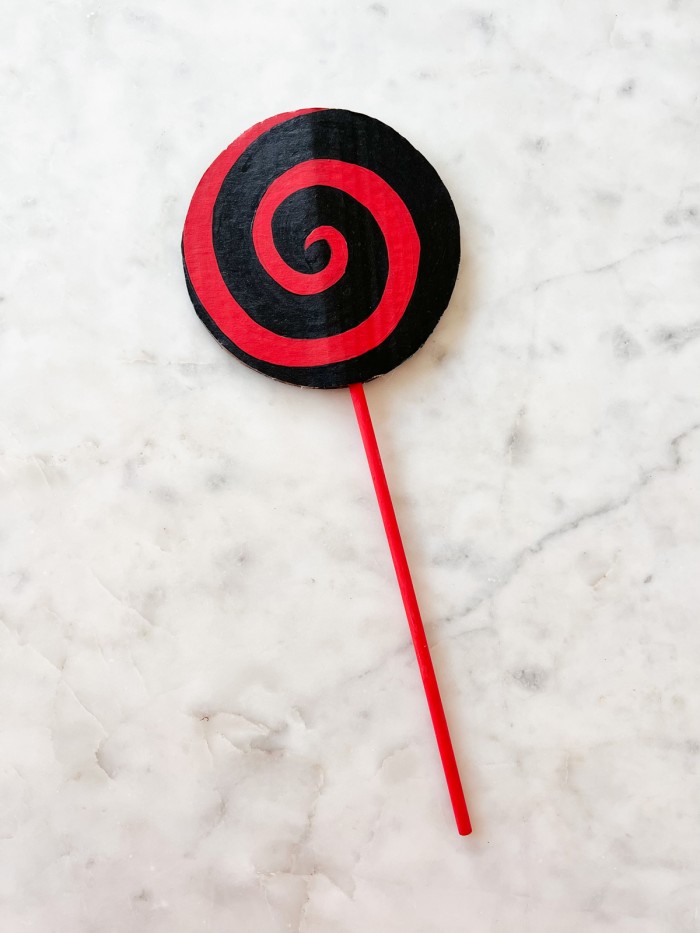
[253,178,350,295]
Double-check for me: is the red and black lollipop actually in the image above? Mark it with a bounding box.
[182,108,471,834]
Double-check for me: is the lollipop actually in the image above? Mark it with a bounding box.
[182,108,471,835]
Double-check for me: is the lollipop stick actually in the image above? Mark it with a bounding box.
[349,383,472,836]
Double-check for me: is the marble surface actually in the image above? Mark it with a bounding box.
[2,0,700,929]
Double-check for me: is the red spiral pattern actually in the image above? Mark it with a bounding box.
[183,112,420,369]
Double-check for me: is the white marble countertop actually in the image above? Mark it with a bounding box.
[2,0,699,930]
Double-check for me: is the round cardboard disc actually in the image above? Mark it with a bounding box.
[182,108,460,389]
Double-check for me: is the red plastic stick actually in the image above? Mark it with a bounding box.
[349,383,472,835]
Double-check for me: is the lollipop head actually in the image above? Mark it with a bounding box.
[182,109,460,389]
